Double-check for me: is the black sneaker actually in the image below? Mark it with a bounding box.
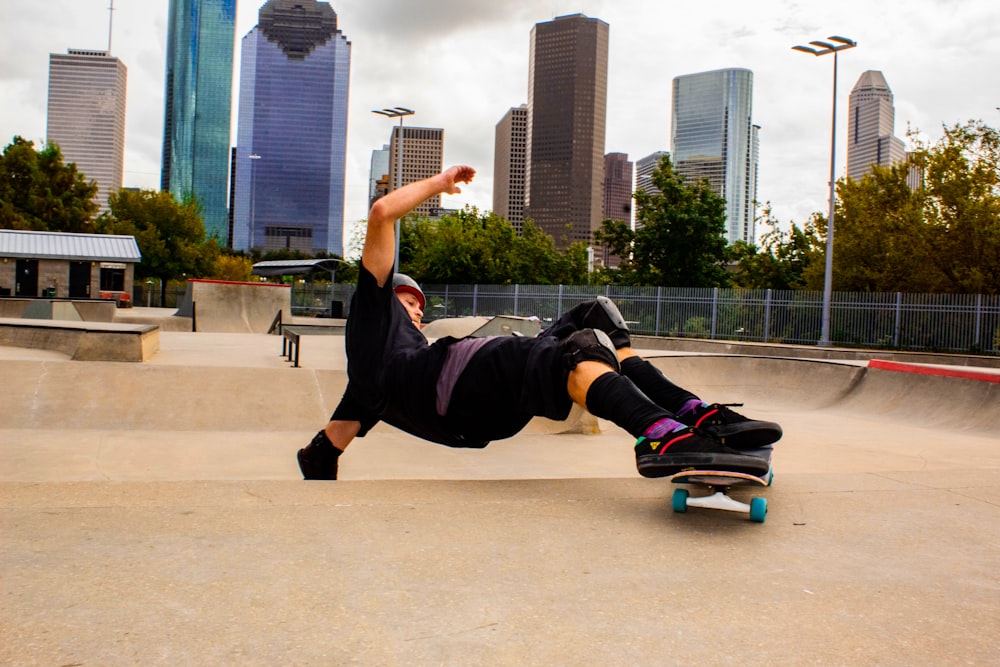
[679,403,782,449]
[297,430,341,480]
[635,427,770,478]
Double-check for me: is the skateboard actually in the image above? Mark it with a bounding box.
[668,446,773,523]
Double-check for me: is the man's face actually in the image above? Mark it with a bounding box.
[396,291,423,327]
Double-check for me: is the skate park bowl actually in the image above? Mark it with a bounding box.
[2,319,1000,664]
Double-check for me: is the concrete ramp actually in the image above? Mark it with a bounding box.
[0,299,117,322]
[1,360,343,431]
[645,354,998,434]
[176,279,291,333]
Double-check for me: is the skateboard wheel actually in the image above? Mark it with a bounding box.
[672,488,689,513]
[749,497,767,523]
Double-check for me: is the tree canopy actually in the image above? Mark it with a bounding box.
[595,154,732,287]
[729,205,819,290]
[398,207,588,285]
[96,189,219,299]
[818,120,1000,294]
[0,136,98,232]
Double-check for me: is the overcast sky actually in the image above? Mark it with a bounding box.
[3,0,998,248]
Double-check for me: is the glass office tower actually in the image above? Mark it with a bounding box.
[161,0,236,242]
[233,0,350,255]
[671,68,758,245]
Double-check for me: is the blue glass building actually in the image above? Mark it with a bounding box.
[161,0,236,243]
[671,68,759,245]
[233,0,351,256]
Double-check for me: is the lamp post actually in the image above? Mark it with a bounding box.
[793,35,856,347]
[371,107,415,271]
[248,153,262,251]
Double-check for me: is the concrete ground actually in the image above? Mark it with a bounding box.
[1,319,999,665]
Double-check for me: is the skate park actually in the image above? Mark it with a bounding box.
[1,284,998,665]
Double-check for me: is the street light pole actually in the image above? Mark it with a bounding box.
[248,153,261,252]
[372,107,415,271]
[793,35,856,347]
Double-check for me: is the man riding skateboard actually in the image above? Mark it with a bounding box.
[297,165,781,480]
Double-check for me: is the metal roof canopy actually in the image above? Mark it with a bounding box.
[251,258,346,278]
[0,229,141,262]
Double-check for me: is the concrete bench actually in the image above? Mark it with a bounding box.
[0,317,159,362]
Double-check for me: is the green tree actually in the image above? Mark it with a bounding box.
[0,136,98,231]
[822,120,1000,294]
[828,162,936,292]
[596,155,731,287]
[96,189,219,302]
[917,120,1000,294]
[398,208,587,284]
[730,204,820,290]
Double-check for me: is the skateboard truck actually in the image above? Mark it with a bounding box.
[668,446,773,523]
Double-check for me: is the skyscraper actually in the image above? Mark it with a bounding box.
[526,13,609,248]
[387,126,444,218]
[369,144,390,207]
[847,70,907,182]
[601,152,632,268]
[634,151,669,199]
[603,152,632,224]
[161,0,236,242]
[233,0,351,255]
[46,49,127,213]
[493,104,528,231]
[671,68,758,245]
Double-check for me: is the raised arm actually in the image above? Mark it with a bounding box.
[361,165,476,286]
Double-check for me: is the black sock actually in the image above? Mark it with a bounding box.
[584,373,672,439]
[619,357,699,415]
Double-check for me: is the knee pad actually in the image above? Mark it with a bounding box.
[578,297,632,349]
[558,328,621,373]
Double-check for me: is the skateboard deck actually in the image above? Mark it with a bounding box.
[668,446,773,523]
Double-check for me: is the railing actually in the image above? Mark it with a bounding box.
[289,283,999,356]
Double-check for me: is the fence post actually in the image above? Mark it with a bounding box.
[710,288,718,339]
[473,284,478,317]
[655,286,662,337]
[893,292,903,348]
[557,284,563,319]
[444,284,449,318]
[764,289,772,342]
[974,293,983,351]
[513,283,519,316]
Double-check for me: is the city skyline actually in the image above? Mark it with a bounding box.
[3,0,999,253]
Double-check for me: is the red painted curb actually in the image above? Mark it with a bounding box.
[867,359,1000,384]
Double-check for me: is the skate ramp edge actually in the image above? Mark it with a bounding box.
[0,318,159,362]
[648,355,998,433]
[2,352,995,434]
[0,361,346,432]
[176,279,291,333]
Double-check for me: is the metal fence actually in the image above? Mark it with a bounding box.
[289,283,999,356]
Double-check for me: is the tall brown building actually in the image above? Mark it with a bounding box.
[526,13,609,248]
[493,105,528,232]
